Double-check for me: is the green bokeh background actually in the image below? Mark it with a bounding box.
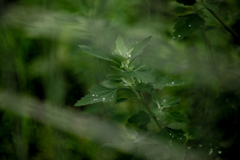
[1,0,240,159]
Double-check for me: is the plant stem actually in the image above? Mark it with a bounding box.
[138,91,165,131]
[197,1,239,39]
[203,5,239,39]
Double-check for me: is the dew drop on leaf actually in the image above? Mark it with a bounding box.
[173,36,175,39]
[218,151,222,154]
[96,95,98,97]
[178,35,181,37]
[172,82,174,84]
[92,94,95,96]
[187,147,191,149]
[209,148,213,155]
[129,55,131,57]
[189,24,191,27]
[103,97,105,101]
[199,144,202,147]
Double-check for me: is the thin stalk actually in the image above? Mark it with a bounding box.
[197,2,239,39]
[205,7,238,39]
[138,91,165,130]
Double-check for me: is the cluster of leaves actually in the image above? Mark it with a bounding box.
[75,35,188,159]
[173,0,225,40]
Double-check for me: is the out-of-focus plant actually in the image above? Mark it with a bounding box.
[75,35,188,159]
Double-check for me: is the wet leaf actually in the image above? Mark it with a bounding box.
[74,85,118,106]
[113,35,129,61]
[152,77,185,90]
[173,14,205,40]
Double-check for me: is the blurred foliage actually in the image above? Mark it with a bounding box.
[1,0,240,159]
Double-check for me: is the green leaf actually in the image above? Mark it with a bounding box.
[152,108,167,121]
[128,111,150,125]
[125,38,137,51]
[124,66,155,83]
[150,91,162,109]
[107,74,123,82]
[113,98,132,106]
[162,97,181,109]
[152,77,185,90]
[176,0,196,6]
[173,14,205,40]
[167,112,189,123]
[204,0,223,12]
[135,83,153,94]
[130,36,151,61]
[74,85,117,106]
[79,45,118,64]
[167,128,186,143]
[113,35,129,61]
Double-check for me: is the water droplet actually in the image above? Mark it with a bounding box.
[129,55,131,58]
[173,36,175,39]
[209,148,213,155]
[163,99,166,102]
[178,35,181,37]
[218,151,222,154]
[103,98,105,101]
[180,138,182,140]
[172,82,174,84]
[187,147,191,149]
[199,144,202,147]
[169,133,172,136]
[96,95,98,97]
[189,24,191,27]
[92,94,95,96]
[169,140,172,145]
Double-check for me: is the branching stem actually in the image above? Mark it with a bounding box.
[138,91,165,131]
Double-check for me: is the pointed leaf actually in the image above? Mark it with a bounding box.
[79,45,118,64]
[128,111,150,125]
[130,36,151,60]
[113,98,132,106]
[152,77,184,90]
[173,14,205,40]
[135,83,153,94]
[113,35,129,60]
[125,38,137,51]
[167,112,189,123]
[74,85,117,106]
[124,67,155,83]
[176,0,196,6]
[162,97,181,109]
[167,127,186,143]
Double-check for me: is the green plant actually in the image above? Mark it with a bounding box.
[74,35,188,159]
